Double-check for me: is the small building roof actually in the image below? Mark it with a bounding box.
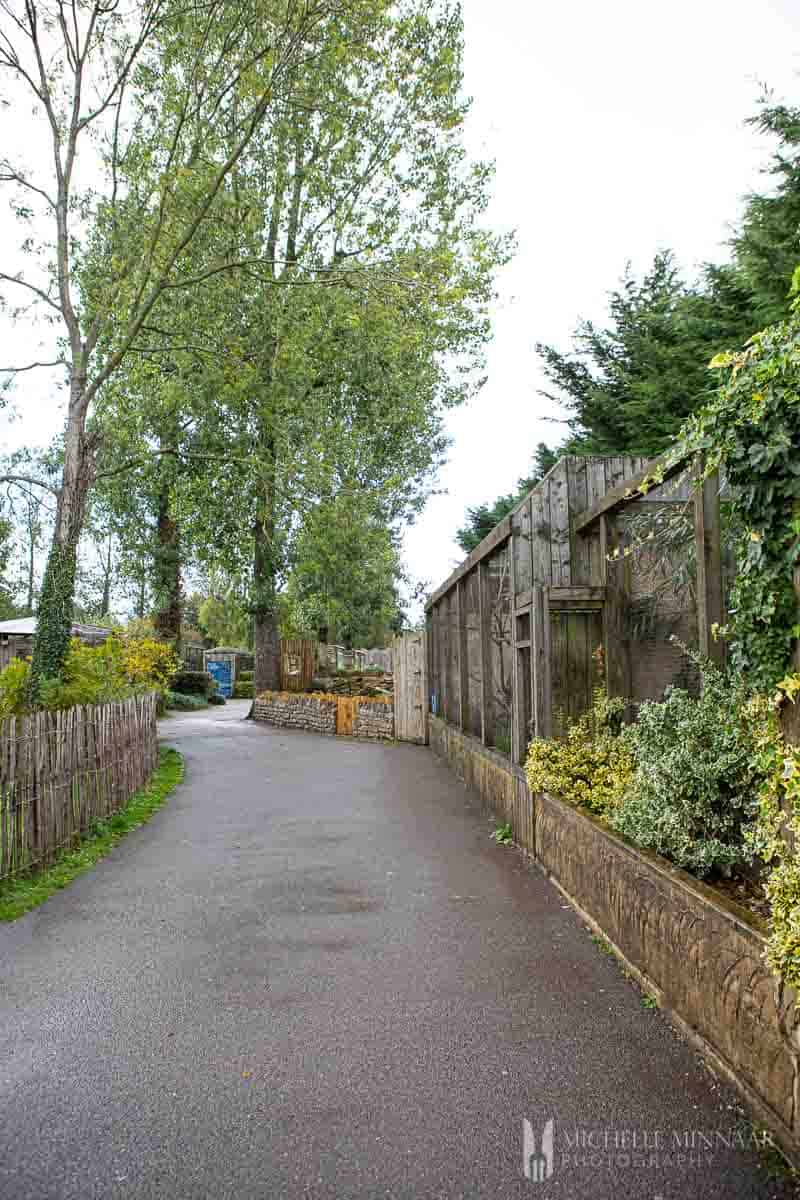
[0,617,112,638]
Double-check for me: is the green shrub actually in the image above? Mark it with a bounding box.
[165,690,208,710]
[232,681,254,699]
[611,654,766,877]
[238,670,254,683]
[208,692,226,706]
[170,669,214,696]
[525,691,632,817]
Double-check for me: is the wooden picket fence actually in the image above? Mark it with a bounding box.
[0,692,159,883]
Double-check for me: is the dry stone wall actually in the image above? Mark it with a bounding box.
[253,692,394,740]
[253,692,337,736]
[352,699,394,740]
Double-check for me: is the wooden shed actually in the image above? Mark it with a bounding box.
[0,617,112,671]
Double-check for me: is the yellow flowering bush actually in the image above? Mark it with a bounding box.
[0,656,33,719]
[121,636,178,693]
[525,690,633,817]
[0,635,178,715]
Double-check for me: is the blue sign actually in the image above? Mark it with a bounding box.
[206,658,233,698]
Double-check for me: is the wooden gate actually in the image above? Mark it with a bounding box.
[279,639,316,692]
[336,696,358,735]
[393,632,427,743]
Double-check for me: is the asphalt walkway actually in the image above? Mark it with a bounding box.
[0,704,790,1198]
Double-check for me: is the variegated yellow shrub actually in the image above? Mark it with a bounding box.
[525,690,633,817]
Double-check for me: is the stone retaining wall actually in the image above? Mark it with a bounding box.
[253,692,394,740]
[429,714,800,1164]
[253,692,337,735]
[352,699,394,740]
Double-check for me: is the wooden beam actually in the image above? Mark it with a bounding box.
[532,584,551,739]
[456,579,469,731]
[439,598,449,720]
[479,559,494,746]
[603,515,632,701]
[425,613,433,720]
[694,468,725,665]
[573,453,691,534]
[510,528,523,764]
[514,588,533,612]
[547,586,605,607]
[425,516,511,610]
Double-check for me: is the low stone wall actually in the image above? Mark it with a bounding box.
[429,714,800,1163]
[352,698,394,740]
[253,692,394,740]
[253,691,337,736]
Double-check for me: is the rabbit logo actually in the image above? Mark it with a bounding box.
[523,1117,554,1183]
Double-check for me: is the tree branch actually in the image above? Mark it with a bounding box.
[0,473,60,496]
[0,359,66,373]
[0,273,61,312]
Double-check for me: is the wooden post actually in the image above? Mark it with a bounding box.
[694,467,725,665]
[603,515,632,700]
[425,613,433,719]
[456,579,469,731]
[509,528,522,763]
[439,596,449,722]
[479,559,494,746]
[532,584,551,739]
[782,566,800,748]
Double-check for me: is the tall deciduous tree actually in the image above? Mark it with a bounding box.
[285,493,404,647]
[110,0,510,691]
[0,0,345,687]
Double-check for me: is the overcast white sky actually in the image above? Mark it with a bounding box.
[402,0,800,596]
[2,0,800,614]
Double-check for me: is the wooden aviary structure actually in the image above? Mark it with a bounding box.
[425,454,725,764]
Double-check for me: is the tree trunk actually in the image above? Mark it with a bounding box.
[30,398,96,688]
[136,553,147,618]
[100,533,113,617]
[152,478,182,651]
[250,396,281,693]
[253,514,281,693]
[26,517,35,613]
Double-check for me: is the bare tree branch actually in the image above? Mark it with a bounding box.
[0,473,60,496]
[0,359,66,373]
[0,273,61,311]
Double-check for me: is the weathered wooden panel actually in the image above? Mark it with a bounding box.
[548,459,571,586]
[530,483,550,586]
[393,631,428,744]
[568,456,590,586]
[279,639,316,692]
[336,696,357,735]
[549,607,603,737]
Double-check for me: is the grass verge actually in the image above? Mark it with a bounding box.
[0,747,183,922]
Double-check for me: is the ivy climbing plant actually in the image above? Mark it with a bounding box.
[633,290,800,692]
[626,290,800,992]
